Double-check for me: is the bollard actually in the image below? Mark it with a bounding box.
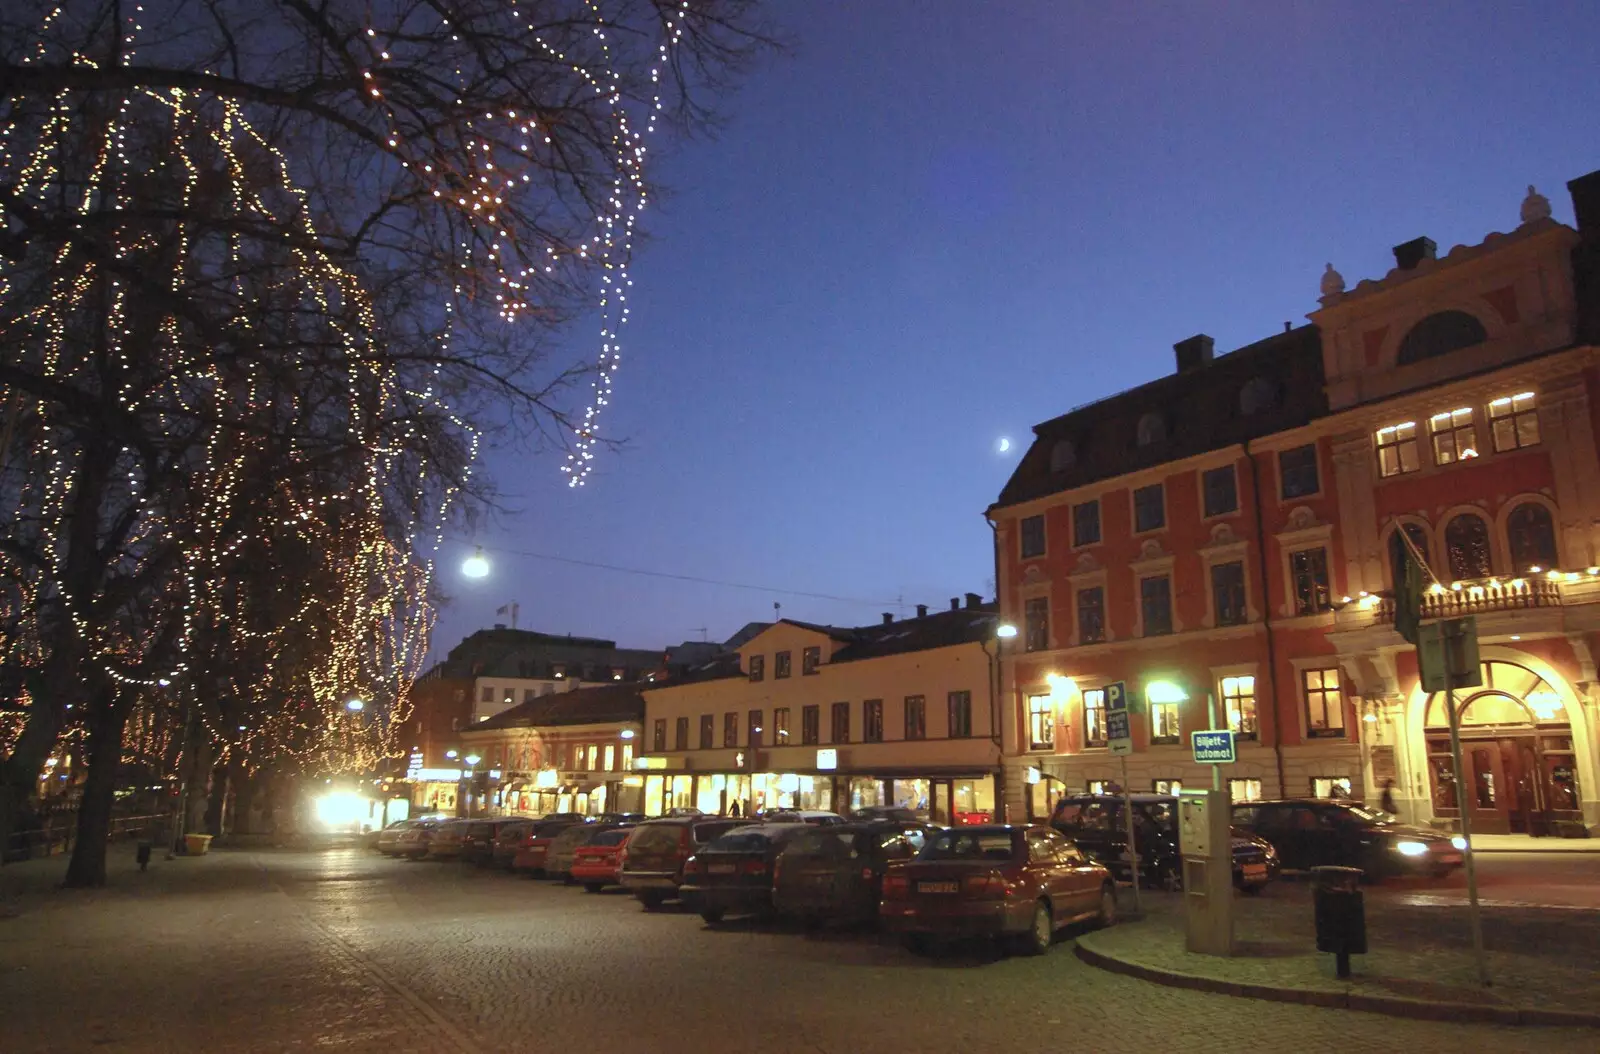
[1311,865,1366,978]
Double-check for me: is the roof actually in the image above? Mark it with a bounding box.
[826,603,1000,662]
[993,325,1328,509]
[423,626,666,681]
[467,680,645,732]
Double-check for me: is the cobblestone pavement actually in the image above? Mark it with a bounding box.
[2,847,1597,1054]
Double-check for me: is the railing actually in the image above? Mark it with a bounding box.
[2,812,167,864]
[1374,575,1563,623]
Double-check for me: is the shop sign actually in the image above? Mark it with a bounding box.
[1191,730,1236,765]
[634,756,668,770]
[816,748,838,771]
[411,767,463,781]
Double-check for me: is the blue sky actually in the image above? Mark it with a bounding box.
[432,0,1600,655]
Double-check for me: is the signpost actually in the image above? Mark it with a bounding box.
[1104,681,1140,916]
[1190,730,1237,764]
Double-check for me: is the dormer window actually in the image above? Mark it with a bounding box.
[1049,439,1076,473]
[1136,412,1166,447]
[1239,377,1277,416]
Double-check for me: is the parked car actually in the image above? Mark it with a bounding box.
[880,824,1115,956]
[664,807,704,817]
[618,816,747,909]
[1050,794,1278,892]
[598,812,644,825]
[393,818,447,860]
[511,818,585,876]
[425,818,475,860]
[1232,799,1465,879]
[491,820,535,870]
[544,823,628,882]
[757,809,847,826]
[460,820,522,866]
[772,821,934,927]
[541,812,588,823]
[572,828,635,892]
[679,823,812,923]
[376,819,420,855]
[849,806,923,824]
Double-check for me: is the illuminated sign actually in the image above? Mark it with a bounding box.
[816,748,838,771]
[633,756,668,770]
[410,768,463,781]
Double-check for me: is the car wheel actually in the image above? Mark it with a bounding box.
[1096,884,1118,927]
[700,908,725,925]
[1009,901,1052,956]
[900,934,930,956]
[583,883,605,894]
[562,875,574,886]
[637,891,666,911]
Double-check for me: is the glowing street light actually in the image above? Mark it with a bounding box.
[461,546,491,579]
[995,623,1018,639]
[445,749,458,760]
[1146,680,1190,705]
[345,698,365,712]
[464,754,482,767]
[619,729,636,740]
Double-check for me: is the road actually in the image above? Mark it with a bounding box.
[1377,851,1600,910]
[1,846,1596,1054]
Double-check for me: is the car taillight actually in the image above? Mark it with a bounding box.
[881,873,910,899]
[963,872,1007,899]
[860,866,874,881]
[742,860,767,875]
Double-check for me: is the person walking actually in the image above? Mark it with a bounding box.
[1379,779,1398,816]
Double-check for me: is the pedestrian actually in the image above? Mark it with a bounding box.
[729,800,741,818]
[136,837,153,872]
[1380,778,1397,816]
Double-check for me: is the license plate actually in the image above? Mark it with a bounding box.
[1242,863,1267,879]
[710,864,736,875]
[918,881,959,894]
[1436,853,1462,865]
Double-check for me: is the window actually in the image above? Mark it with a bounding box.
[1290,547,1331,615]
[802,646,821,675]
[1239,377,1277,416]
[622,743,633,770]
[1312,777,1353,800]
[1280,441,1318,499]
[1375,422,1421,477]
[1220,674,1258,740]
[1302,667,1345,738]
[1211,561,1247,626]
[652,719,667,752]
[1230,778,1263,802]
[1073,501,1101,546]
[1020,514,1046,559]
[1083,688,1107,748]
[1279,444,1320,499]
[1152,779,1182,795]
[830,702,850,743]
[1507,503,1558,572]
[1024,596,1049,652]
[552,664,566,680]
[1203,465,1238,517]
[947,691,973,737]
[1028,694,1055,751]
[723,712,738,748]
[1049,439,1076,472]
[699,714,714,750]
[1136,412,1166,447]
[480,686,494,703]
[748,709,763,747]
[1429,407,1478,465]
[587,744,598,770]
[773,707,791,743]
[1445,513,1493,579]
[1140,576,1172,636]
[747,654,764,682]
[774,651,791,679]
[1150,695,1181,745]
[1088,780,1111,796]
[1076,586,1105,644]
[1133,484,1165,532]
[1397,311,1487,364]
[1488,391,1540,452]
[675,717,690,751]
[603,745,615,771]
[801,705,820,746]
[904,695,927,740]
[864,699,884,743]
[523,688,537,704]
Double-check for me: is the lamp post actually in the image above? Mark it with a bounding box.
[463,754,482,818]
[983,622,1018,824]
[461,546,490,579]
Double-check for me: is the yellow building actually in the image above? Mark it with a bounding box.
[637,598,1003,823]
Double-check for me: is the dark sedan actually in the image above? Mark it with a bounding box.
[772,822,933,927]
[680,823,811,924]
[1232,799,1465,879]
[1051,794,1278,892]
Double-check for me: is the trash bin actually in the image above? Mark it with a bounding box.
[1311,865,1366,978]
[183,833,214,856]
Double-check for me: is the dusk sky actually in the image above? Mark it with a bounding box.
[433,1,1600,658]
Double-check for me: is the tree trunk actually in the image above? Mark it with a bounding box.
[231,767,259,835]
[62,687,130,888]
[183,737,214,836]
[203,759,232,837]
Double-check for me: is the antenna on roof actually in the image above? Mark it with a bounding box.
[773,601,781,622]
[692,626,708,642]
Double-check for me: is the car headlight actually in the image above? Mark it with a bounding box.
[1393,840,1429,856]
[1451,836,1467,851]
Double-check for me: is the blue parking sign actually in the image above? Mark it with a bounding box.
[1105,681,1128,713]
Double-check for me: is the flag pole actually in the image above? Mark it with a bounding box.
[1446,678,1490,986]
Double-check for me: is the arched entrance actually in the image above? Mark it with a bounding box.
[1421,660,1583,834]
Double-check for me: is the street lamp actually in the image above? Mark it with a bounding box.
[461,546,491,579]
[445,749,458,760]
[983,621,1019,824]
[1145,680,1189,704]
[464,754,481,767]
[345,698,365,712]
[996,623,1018,639]
[619,728,635,740]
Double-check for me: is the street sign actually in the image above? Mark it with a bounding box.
[1418,616,1483,693]
[1104,680,1133,755]
[1191,729,1236,764]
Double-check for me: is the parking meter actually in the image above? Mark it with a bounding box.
[1178,788,1234,956]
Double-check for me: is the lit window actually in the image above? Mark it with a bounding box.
[1028,693,1055,751]
[1150,699,1181,745]
[1290,547,1331,615]
[1488,392,1540,452]
[621,744,633,770]
[1313,777,1352,799]
[1152,779,1182,795]
[1221,675,1258,740]
[1302,668,1345,738]
[1229,778,1262,802]
[1082,688,1106,748]
[1088,780,1111,796]
[603,745,615,771]
[1429,407,1477,465]
[1376,422,1421,477]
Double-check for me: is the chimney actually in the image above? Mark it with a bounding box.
[1392,236,1437,271]
[1571,170,1600,241]
[1173,334,1214,373]
[950,598,961,611]
[964,592,982,610]
[882,613,894,625]
[916,604,928,619]
[493,623,506,630]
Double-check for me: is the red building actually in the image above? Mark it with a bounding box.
[990,172,1600,840]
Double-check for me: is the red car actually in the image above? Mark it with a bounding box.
[571,828,634,892]
[880,824,1116,956]
[511,818,585,876]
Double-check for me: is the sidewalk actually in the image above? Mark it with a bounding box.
[1077,889,1600,1027]
[1468,833,1600,852]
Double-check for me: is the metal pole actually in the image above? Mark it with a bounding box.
[1445,682,1490,986]
[1207,693,1221,792]
[1120,753,1141,916]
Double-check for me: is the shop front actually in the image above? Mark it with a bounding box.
[637,766,995,824]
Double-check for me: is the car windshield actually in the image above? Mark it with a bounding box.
[787,830,838,857]
[704,830,775,852]
[920,830,1016,862]
[628,825,684,853]
[588,829,630,847]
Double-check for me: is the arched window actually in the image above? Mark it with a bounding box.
[1387,522,1432,586]
[1506,502,1558,571]
[1444,513,1493,580]
[1049,439,1076,473]
[1136,412,1166,447]
[1397,311,1488,365]
[1239,377,1278,416]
